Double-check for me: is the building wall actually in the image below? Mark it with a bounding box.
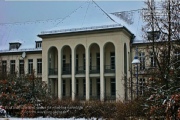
[42,30,131,101]
[0,53,42,77]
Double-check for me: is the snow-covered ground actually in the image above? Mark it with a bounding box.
[0,118,101,120]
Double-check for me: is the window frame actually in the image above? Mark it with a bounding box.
[28,59,33,74]
[110,52,115,70]
[111,78,116,96]
[139,52,145,70]
[19,60,24,75]
[37,59,42,74]
[10,60,16,74]
[2,60,7,73]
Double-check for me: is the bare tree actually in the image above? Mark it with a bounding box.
[140,0,180,119]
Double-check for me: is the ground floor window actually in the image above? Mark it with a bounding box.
[111,78,116,96]
[97,79,100,96]
[10,60,15,74]
[63,80,66,96]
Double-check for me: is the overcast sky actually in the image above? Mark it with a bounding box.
[0,1,144,24]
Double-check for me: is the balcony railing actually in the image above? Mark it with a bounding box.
[62,64,71,75]
[76,66,85,74]
[104,65,115,73]
[49,68,58,75]
[90,66,100,74]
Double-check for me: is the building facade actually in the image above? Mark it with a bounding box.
[38,25,133,101]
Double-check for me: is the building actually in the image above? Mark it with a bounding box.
[0,2,146,101]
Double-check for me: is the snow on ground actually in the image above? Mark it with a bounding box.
[0,118,101,120]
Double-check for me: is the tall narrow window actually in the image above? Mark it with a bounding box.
[49,54,52,69]
[2,61,7,73]
[70,79,72,96]
[96,53,100,71]
[110,52,115,70]
[111,78,116,96]
[10,60,15,74]
[174,49,180,61]
[76,79,79,96]
[63,55,66,72]
[83,79,86,96]
[63,80,66,96]
[97,79,100,97]
[139,78,145,95]
[83,54,86,70]
[150,52,156,67]
[76,55,79,72]
[28,59,33,74]
[37,59,42,74]
[90,54,92,70]
[90,79,92,96]
[19,60,24,75]
[139,52,145,70]
[70,55,72,72]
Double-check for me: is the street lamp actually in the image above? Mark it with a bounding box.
[132,47,140,97]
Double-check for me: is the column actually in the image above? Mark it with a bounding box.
[86,47,90,100]
[115,44,123,101]
[71,48,76,101]
[100,46,105,101]
[58,48,62,99]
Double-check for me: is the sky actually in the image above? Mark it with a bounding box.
[0,1,144,24]
[0,0,145,50]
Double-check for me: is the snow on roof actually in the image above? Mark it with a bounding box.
[39,1,145,43]
[109,11,145,42]
[39,1,122,35]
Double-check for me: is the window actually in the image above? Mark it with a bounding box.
[76,55,79,72]
[90,79,92,96]
[36,41,42,48]
[174,49,180,61]
[63,55,66,71]
[111,78,116,96]
[83,54,86,70]
[111,52,115,70]
[37,59,42,74]
[139,78,145,95]
[76,79,79,96]
[49,54,52,68]
[10,60,15,74]
[19,60,24,75]
[90,53,92,70]
[63,80,66,96]
[28,59,33,74]
[70,79,72,96]
[97,79,100,96]
[150,52,156,67]
[147,31,161,40]
[96,53,100,71]
[2,61,7,73]
[83,79,86,96]
[9,42,21,50]
[139,52,145,70]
